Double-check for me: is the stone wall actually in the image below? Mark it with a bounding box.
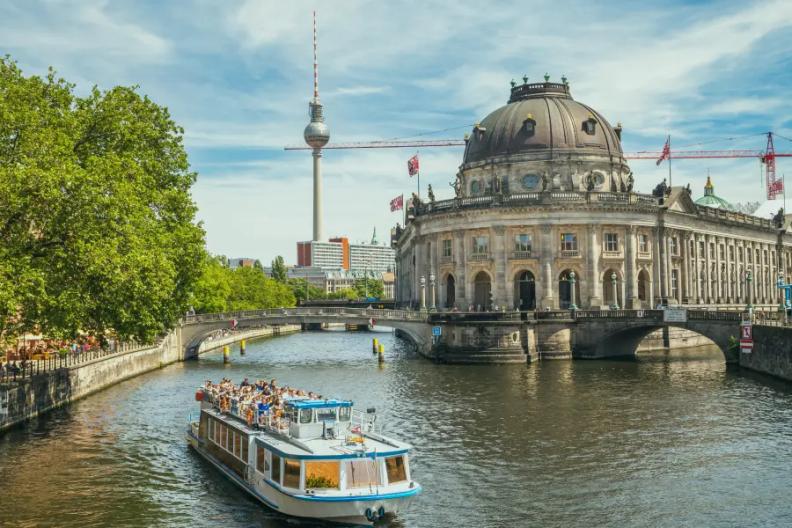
[0,325,291,433]
[739,326,792,381]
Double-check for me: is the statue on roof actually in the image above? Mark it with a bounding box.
[652,178,668,198]
[541,172,550,192]
[427,184,435,204]
[773,207,785,228]
[450,172,463,198]
[626,172,634,192]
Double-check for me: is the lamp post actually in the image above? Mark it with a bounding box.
[569,271,578,311]
[610,272,620,310]
[778,273,791,325]
[429,273,436,311]
[420,275,426,310]
[746,269,753,314]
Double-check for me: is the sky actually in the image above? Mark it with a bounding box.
[2,0,792,265]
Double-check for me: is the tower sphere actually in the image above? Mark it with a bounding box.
[304,119,330,149]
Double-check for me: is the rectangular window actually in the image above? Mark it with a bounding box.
[472,236,489,255]
[208,417,214,440]
[729,246,735,261]
[256,446,267,474]
[699,241,705,257]
[514,233,532,253]
[560,233,578,252]
[720,245,725,260]
[604,233,619,252]
[305,461,341,489]
[671,269,679,300]
[442,239,452,258]
[241,437,248,463]
[271,453,281,483]
[220,424,227,449]
[233,431,241,458]
[669,237,679,256]
[385,456,408,484]
[283,458,301,489]
[639,234,649,254]
[345,459,381,489]
[213,419,220,444]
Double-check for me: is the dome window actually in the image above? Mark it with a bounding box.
[523,114,536,137]
[582,115,597,136]
[473,123,486,141]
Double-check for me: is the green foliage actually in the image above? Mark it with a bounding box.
[0,57,205,343]
[287,278,326,303]
[354,278,384,299]
[271,255,287,283]
[191,256,296,313]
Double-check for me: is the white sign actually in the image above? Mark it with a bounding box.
[663,307,688,323]
[740,341,754,354]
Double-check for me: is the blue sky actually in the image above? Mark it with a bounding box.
[3,0,792,264]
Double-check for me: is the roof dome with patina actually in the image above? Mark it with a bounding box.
[462,79,625,166]
[695,175,734,211]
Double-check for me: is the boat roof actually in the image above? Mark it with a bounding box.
[202,407,411,460]
[286,399,353,409]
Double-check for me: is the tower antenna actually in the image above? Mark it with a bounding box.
[313,10,319,101]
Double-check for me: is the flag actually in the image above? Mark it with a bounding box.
[390,194,403,212]
[656,136,670,166]
[407,154,420,176]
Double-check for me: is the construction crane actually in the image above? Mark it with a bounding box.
[284,132,792,199]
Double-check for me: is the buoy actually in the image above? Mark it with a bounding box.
[378,344,384,364]
[372,338,378,354]
[240,339,246,355]
[223,345,230,364]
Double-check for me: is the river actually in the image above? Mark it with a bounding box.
[1,330,792,527]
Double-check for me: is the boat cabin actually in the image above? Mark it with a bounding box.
[284,399,353,439]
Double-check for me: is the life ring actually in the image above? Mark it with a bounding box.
[377,506,385,518]
[365,508,375,521]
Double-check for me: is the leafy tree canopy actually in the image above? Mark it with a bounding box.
[271,255,287,283]
[0,57,205,343]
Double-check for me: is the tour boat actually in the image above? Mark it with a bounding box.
[186,382,421,525]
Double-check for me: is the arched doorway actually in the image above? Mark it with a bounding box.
[637,269,650,306]
[558,269,581,309]
[445,274,456,308]
[473,271,491,311]
[603,269,623,308]
[514,270,536,310]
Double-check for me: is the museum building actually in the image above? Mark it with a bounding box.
[394,79,792,311]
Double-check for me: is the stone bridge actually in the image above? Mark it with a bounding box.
[180,306,747,364]
[180,307,433,358]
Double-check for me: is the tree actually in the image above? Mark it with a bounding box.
[271,255,287,283]
[0,57,205,342]
[354,278,384,299]
[287,278,326,303]
[191,256,231,313]
[227,267,295,311]
[253,259,264,272]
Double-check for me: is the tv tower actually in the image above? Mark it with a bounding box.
[303,10,330,241]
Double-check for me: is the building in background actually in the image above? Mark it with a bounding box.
[296,240,346,269]
[296,230,395,273]
[228,257,256,269]
[288,266,395,299]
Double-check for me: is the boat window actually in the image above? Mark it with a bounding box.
[271,453,281,483]
[346,459,381,489]
[305,461,340,489]
[283,458,301,489]
[256,446,267,474]
[299,408,313,424]
[233,431,241,458]
[338,406,351,421]
[241,437,248,462]
[316,408,336,422]
[207,417,214,438]
[213,420,220,444]
[385,456,407,484]
[220,424,228,449]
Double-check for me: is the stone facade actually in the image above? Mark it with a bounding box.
[395,81,792,313]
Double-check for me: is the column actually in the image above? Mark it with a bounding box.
[653,227,663,305]
[681,233,690,303]
[539,224,555,309]
[413,238,423,308]
[694,235,701,304]
[588,226,602,307]
[665,231,674,303]
[493,226,507,309]
[715,236,723,304]
[704,235,712,304]
[454,232,467,308]
[626,226,639,308]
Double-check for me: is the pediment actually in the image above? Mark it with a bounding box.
[664,187,697,214]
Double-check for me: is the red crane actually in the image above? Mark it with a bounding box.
[284,132,792,199]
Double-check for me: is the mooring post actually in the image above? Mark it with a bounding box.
[223,345,230,364]
[240,339,246,355]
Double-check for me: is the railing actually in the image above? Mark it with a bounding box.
[510,251,533,260]
[602,250,622,259]
[559,249,580,258]
[0,340,157,385]
[468,253,491,262]
[439,255,454,264]
[184,307,430,324]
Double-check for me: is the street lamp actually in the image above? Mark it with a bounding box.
[569,271,578,311]
[746,269,753,314]
[610,271,620,310]
[420,275,427,310]
[429,273,436,310]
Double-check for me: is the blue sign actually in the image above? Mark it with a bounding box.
[432,326,442,337]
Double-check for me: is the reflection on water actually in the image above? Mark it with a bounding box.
[1,331,792,527]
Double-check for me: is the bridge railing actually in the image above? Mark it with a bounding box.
[184,307,429,325]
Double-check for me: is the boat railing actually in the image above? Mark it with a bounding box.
[351,409,380,435]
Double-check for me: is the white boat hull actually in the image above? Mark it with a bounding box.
[188,432,418,525]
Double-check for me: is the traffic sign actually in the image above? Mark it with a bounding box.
[432,326,442,337]
[740,324,752,340]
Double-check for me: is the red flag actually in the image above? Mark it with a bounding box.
[407,154,420,176]
[390,194,403,212]
[656,136,670,166]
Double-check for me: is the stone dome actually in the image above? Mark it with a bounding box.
[462,81,625,166]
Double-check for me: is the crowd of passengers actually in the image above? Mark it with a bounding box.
[203,378,324,428]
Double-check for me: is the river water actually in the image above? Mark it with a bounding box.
[2,330,792,527]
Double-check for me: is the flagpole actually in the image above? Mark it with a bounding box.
[668,135,672,188]
[416,150,420,198]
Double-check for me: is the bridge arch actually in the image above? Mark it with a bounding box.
[574,319,738,363]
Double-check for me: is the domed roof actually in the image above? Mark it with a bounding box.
[695,176,734,210]
[462,80,625,165]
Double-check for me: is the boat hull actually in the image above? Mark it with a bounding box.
[188,432,417,525]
